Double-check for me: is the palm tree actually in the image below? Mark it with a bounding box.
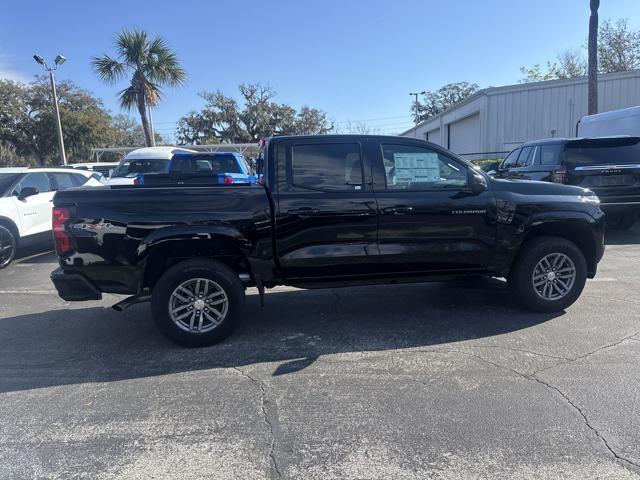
[92,29,185,146]
[588,0,599,115]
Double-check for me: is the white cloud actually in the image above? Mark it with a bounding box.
[0,52,28,82]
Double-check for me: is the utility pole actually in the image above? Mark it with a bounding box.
[409,91,426,124]
[587,0,600,115]
[33,54,67,165]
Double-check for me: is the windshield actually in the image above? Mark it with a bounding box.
[565,139,640,166]
[0,174,22,196]
[112,159,170,178]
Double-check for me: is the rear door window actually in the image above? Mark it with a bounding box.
[291,143,363,191]
[51,173,80,190]
[540,145,563,166]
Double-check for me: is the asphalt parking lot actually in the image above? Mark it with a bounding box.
[0,229,639,480]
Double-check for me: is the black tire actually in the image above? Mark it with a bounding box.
[508,236,587,313]
[151,258,245,347]
[607,214,636,230]
[0,224,17,269]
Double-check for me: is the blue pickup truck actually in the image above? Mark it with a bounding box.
[137,152,258,185]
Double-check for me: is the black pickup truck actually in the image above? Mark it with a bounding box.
[51,135,605,347]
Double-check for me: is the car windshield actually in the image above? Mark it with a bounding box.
[565,139,640,166]
[171,154,243,174]
[0,173,21,196]
[112,159,169,178]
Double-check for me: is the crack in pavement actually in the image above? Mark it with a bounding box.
[443,348,640,472]
[461,344,572,361]
[533,330,640,376]
[532,374,640,472]
[318,288,640,472]
[233,367,282,479]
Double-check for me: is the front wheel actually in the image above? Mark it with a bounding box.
[0,225,17,269]
[151,259,245,347]
[508,236,587,313]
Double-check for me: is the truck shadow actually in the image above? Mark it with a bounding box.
[0,279,562,394]
[605,223,640,245]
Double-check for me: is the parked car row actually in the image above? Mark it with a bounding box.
[0,148,260,268]
[491,135,640,229]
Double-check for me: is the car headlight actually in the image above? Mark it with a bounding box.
[580,195,600,205]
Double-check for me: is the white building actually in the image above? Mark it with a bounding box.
[401,69,640,159]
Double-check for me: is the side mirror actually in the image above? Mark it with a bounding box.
[468,170,488,194]
[18,186,39,199]
[108,169,114,178]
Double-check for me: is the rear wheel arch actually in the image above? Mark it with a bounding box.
[140,235,253,292]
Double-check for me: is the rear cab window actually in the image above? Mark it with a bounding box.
[112,159,170,178]
[289,143,363,191]
[170,154,244,174]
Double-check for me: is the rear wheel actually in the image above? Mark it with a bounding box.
[0,225,17,269]
[607,213,636,230]
[151,259,245,347]
[508,236,587,312]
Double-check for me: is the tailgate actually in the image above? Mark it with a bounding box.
[564,138,640,202]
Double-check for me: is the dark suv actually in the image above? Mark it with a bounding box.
[495,136,640,229]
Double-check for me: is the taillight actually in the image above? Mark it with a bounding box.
[133,176,143,185]
[224,176,234,184]
[551,166,567,184]
[52,207,73,255]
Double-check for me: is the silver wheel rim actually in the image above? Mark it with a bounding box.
[0,229,15,267]
[532,253,576,301]
[168,278,229,333]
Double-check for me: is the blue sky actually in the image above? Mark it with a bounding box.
[1,0,638,139]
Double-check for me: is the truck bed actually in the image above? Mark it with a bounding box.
[53,184,273,294]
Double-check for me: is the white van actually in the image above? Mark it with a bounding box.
[108,147,196,185]
[577,106,640,137]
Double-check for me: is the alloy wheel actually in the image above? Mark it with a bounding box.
[532,253,576,301]
[168,278,229,333]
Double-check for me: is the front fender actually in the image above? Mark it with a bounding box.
[490,208,605,276]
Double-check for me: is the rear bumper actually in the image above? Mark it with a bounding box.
[51,268,102,301]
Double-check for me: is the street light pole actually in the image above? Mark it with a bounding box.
[33,54,67,165]
[409,91,426,124]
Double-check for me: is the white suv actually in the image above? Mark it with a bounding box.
[0,167,105,268]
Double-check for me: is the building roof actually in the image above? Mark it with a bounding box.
[402,69,640,136]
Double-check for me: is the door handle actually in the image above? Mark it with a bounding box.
[383,206,414,215]
[287,207,319,216]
